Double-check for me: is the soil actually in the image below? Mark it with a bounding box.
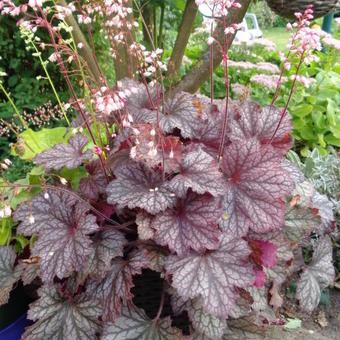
[252,289,340,340]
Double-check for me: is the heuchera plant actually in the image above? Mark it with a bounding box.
[0,1,336,339]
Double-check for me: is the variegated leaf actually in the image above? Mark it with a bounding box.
[166,234,254,318]
[34,134,93,170]
[107,161,176,214]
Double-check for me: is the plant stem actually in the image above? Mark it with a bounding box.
[0,83,40,150]
[153,285,165,324]
[218,15,230,161]
[30,40,70,125]
[270,54,304,143]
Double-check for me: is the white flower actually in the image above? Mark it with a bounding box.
[29,215,35,224]
[28,0,42,9]
[207,36,215,45]
[130,146,137,159]
[60,177,68,185]
[4,205,12,217]
[77,42,84,49]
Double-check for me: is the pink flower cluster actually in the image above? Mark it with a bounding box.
[229,60,280,74]
[285,6,322,64]
[250,74,316,91]
[195,0,241,18]
[94,86,133,116]
[250,74,286,91]
[0,0,27,16]
[321,33,340,51]
[246,38,276,52]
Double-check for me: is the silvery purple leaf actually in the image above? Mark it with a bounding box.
[120,78,157,115]
[296,270,321,313]
[160,92,206,138]
[281,160,305,184]
[0,246,21,305]
[296,236,335,312]
[17,261,40,286]
[140,243,167,273]
[79,160,107,200]
[152,192,221,255]
[22,285,101,340]
[220,139,293,237]
[168,146,226,198]
[230,102,293,153]
[86,249,149,321]
[102,306,182,340]
[34,134,93,170]
[106,161,176,214]
[166,234,254,318]
[247,287,267,311]
[186,299,227,339]
[312,192,335,234]
[136,213,154,240]
[14,190,99,283]
[284,205,321,241]
[292,180,315,207]
[84,229,126,280]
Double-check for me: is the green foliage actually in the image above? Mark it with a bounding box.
[0,15,69,161]
[248,1,289,28]
[12,127,68,160]
[281,52,340,155]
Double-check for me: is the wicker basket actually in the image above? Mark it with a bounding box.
[266,0,339,19]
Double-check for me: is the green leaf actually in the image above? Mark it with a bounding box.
[0,219,12,245]
[284,318,301,330]
[308,96,316,105]
[298,125,315,141]
[311,111,326,130]
[330,125,340,139]
[14,235,29,251]
[327,99,337,117]
[59,167,87,190]
[291,104,313,118]
[12,127,68,160]
[324,133,340,147]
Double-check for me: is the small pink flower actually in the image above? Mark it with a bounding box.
[94,145,102,155]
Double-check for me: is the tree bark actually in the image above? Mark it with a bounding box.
[170,0,251,95]
[57,0,102,84]
[113,0,137,80]
[166,0,198,79]
[141,0,154,50]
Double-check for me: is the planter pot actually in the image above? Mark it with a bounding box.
[265,0,339,19]
[0,283,33,340]
[0,313,32,340]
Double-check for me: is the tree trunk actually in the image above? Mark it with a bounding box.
[57,0,102,84]
[166,0,198,79]
[113,0,137,80]
[170,0,251,95]
[141,0,154,50]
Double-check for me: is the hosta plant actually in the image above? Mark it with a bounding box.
[0,1,336,339]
